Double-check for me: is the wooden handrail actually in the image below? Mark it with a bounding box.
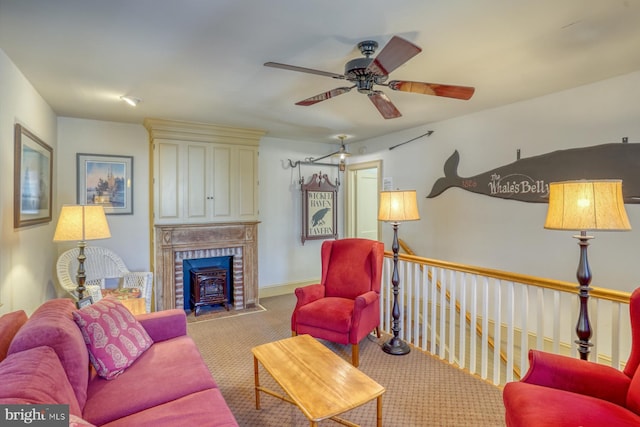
[392,239,632,380]
[389,244,630,304]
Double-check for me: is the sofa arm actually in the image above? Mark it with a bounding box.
[522,349,631,406]
[136,309,187,342]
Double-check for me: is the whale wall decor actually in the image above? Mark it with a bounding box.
[427,143,640,203]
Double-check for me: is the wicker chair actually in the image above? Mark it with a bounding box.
[56,246,153,313]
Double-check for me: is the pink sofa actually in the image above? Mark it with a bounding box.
[0,299,238,427]
[503,287,640,426]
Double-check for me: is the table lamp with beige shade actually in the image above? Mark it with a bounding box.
[53,205,111,306]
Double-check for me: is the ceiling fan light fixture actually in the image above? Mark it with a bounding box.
[120,95,141,107]
[265,35,475,120]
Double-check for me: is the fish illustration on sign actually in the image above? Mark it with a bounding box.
[427,143,640,203]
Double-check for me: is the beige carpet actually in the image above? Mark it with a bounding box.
[185,303,266,323]
[187,294,506,426]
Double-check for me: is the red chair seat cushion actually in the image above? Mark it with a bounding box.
[296,297,354,333]
[504,381,640,426]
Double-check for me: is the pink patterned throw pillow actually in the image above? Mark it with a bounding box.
[73,298,153,380]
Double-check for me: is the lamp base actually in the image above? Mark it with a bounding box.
[382,336,411,355]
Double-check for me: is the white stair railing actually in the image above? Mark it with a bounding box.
[379,251,632,387]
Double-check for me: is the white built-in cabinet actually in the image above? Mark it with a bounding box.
[144,119,265,224]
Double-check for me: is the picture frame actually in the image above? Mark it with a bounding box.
[76,296,94,309]
[14,124,53,228]
[77,153,133,215]
[301,173,338,244]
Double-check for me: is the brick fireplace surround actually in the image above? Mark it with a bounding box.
[154,222,259,312]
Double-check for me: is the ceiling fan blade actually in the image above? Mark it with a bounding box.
[388,80,475,100]
[368,91,402,119]
[295,86,354,106]
[366,36,422,76]
[264,62,345,79]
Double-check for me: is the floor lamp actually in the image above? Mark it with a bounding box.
[53,205,111,305]
[544,180,631,360]
[378,190,420,355]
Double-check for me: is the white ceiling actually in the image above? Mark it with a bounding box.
[1,0,640,144]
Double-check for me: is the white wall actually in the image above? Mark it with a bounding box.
[257,136,343,291]
[351,71,640,293]
[56,118,150,272]
[0,49,58,314]
[3,44,640,315]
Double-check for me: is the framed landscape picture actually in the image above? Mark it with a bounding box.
[77,153,133,215]
[301,173,338,244]
[14,123,53,228]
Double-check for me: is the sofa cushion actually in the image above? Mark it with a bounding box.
[0,310,27,362]
[503,381,640,426]
[7,299,89,409]
[0,346,82,416]
[73,298,153,380]
[69,414,97,427]
[83,336,217,426]
[99,389,238,427]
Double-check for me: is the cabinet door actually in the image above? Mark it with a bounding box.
[185,143,209,220]
[237,147,258,218]
[212,146,231,218]
[154,140,181,222]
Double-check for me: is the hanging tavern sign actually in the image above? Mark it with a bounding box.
[427,143,640,203]
[301,173,338,244]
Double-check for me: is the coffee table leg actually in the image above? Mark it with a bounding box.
[377,395,383,427]
[254,356,261,409]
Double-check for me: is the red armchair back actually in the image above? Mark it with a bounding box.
[291,238,384,367]
[322,238,383,299]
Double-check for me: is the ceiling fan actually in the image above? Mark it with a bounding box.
[264,36,475,119]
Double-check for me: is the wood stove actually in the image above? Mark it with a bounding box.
[190,267,229,316]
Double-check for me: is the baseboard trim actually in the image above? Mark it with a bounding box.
[258,280,317,298]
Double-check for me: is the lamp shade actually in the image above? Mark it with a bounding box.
[378,190,420,222]
[53,205,111,241]
[544,180,631,231]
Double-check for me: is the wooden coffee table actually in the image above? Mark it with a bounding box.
[252,334,385,427]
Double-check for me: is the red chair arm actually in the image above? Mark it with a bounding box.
[292,284,326,333]
[294,283,325,307]
[522,350,631,406]
[354,290,378,310]
[351,291,380,341]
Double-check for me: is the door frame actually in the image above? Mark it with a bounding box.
[345,160,382,239]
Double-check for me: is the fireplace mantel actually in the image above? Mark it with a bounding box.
[154,222,259,311]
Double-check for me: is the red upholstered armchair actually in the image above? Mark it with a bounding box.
[291,238,384,367]
[503,287,640,426]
